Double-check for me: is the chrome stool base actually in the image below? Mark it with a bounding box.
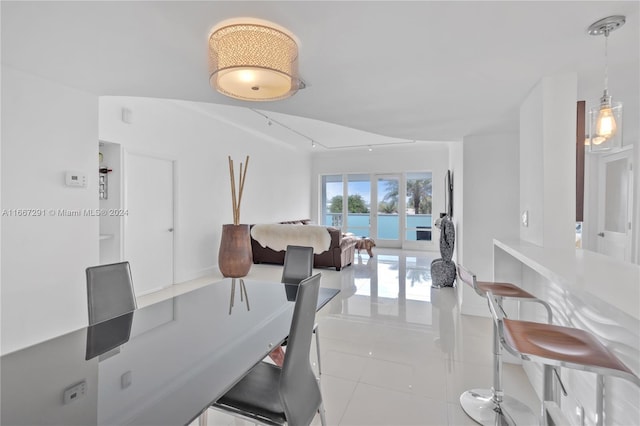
[460,388,537,426]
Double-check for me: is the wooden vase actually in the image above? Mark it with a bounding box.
[218,224,253,278]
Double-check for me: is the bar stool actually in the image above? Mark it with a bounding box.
[457,264,553,425]
[486,290,640,426]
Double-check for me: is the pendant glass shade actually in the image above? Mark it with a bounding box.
[587,15,625,154]
[209,23,304,101]
[589,99,622,152]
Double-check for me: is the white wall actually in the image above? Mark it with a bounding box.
[448,141,463,262]
[635,143,640,264]
[519,85,545,246]
[460,133,520,316]
[310,142,450,248]
[1,66,99,354]
[520,73,577,252]
[99,97,312,283]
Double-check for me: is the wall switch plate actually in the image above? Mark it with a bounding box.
[521,210,529,227]
[121,107,133,124]
[63,380,86,404]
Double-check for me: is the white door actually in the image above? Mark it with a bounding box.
[597,149,634,262]
[124,152,174,295]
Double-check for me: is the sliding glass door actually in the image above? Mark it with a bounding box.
[405,172,432,243]
[346,174,371,237]
[321,172,433,249]
[321,174,371,237]
[322,175,343,227]
[376,175,401,246]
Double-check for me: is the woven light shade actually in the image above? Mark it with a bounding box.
[209,23,304,101]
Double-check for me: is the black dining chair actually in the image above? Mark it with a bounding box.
[280,245,324,378]
[281,245,314,284]
[211,273,327,426]
[86,261,137,325]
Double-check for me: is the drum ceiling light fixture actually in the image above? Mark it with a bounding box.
[209,19,305,101]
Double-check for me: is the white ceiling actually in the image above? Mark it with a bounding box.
[2,1,638,149]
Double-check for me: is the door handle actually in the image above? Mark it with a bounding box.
[168,228,174,232]
[597,232,605,237]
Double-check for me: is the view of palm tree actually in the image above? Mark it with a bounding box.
[407,177,432,214]
[378,177,431,214]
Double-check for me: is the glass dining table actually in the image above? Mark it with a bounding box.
[0,278,339,426]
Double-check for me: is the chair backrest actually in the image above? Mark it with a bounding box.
[281,245,314,285]
[86,261,137,325]
[456,263,481,295]
[279,273,322,425]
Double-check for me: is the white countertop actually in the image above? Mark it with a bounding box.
[494,238,640,321]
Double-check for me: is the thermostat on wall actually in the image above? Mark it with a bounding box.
[65,171,87,187]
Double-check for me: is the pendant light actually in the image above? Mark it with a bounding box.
[587,16,625,153]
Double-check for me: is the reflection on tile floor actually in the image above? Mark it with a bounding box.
[202,249,539,426]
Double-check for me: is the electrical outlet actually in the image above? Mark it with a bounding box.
[521,210,529,227]
[63,380,86,404]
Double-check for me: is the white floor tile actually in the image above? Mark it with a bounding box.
[447,402,480,426]
[312,375,358,426]
[359,357,416,394]
[445,360,494,403]
[320,335,375,359]
[449,332,493,366]
[339,383,449,426]
[322,350,369,382]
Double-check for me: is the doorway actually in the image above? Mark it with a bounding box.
[124,151,175,295]
[596,148,634,262]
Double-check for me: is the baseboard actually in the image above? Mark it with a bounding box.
[177,265,218,283]
[460,303,490,318]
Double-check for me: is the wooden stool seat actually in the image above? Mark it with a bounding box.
[476,281,537,299]
[486,291,640,426]
[503,319,636,378]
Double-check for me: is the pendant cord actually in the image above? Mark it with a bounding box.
[603,29,609,93]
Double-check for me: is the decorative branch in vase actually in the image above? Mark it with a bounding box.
[228,155,249,225]
[219,155,253,278]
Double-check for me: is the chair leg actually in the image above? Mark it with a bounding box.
[491,317,503,405]
[596,374,605,426]
[314,324,322,378]
[198,408,208,426]
[318,402,327,426]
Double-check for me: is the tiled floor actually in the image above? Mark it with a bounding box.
[198,249,540,426]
